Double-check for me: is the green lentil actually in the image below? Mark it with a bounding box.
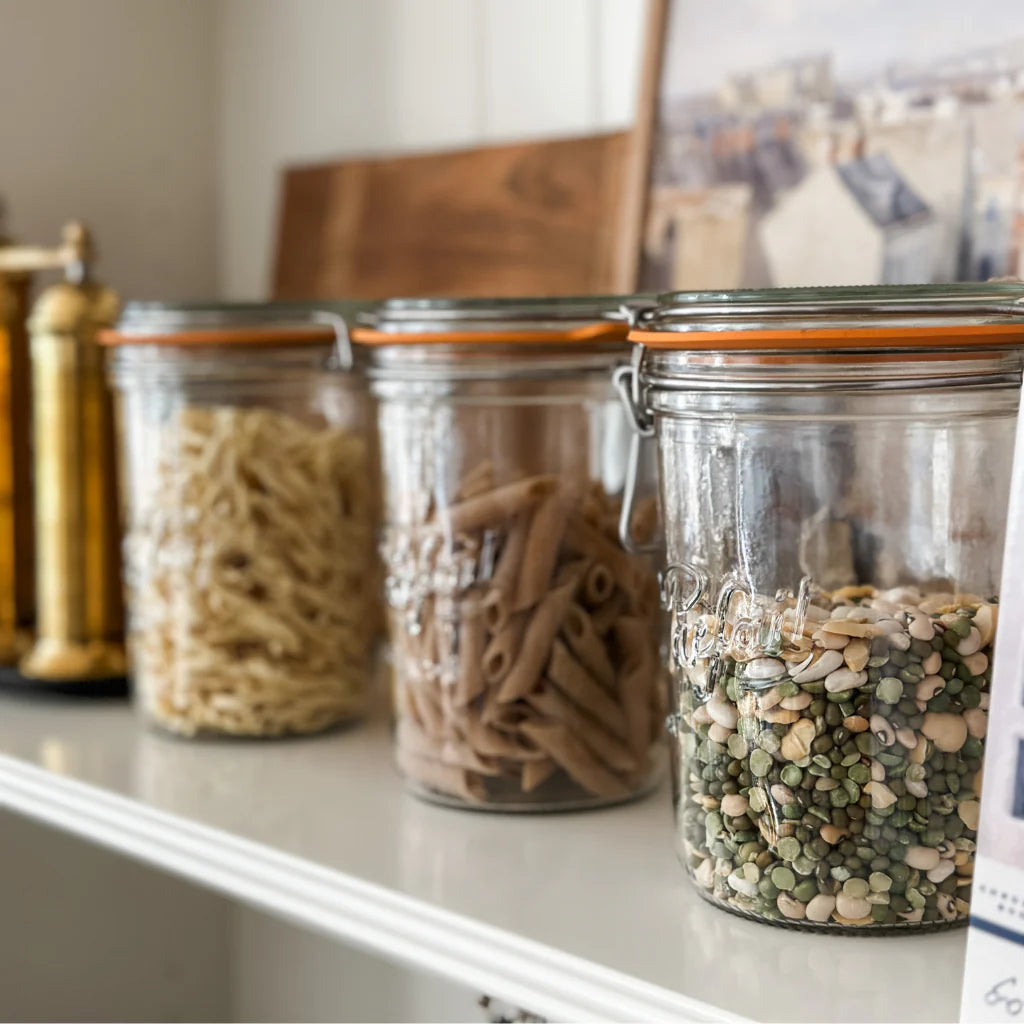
[777,837,802,862]
[771,867,796,891]
[876,677,903,704]
[749,749,773,778]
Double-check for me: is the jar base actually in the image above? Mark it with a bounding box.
[690,882,969,935]
[141,709,366,742]
[402,768,662,813]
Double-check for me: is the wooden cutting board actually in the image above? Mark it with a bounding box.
[272,132,631,299]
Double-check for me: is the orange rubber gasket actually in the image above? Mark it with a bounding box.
[352,322,628,345]
[98,326,336,347]
[676,350,1004,367]
[629,323,1024,349]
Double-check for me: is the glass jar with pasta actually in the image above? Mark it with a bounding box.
[102,304,379,738]
[355,297,664,810]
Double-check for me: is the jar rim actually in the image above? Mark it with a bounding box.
[100,301,366,370]
[631,282,1024,353]
[353,294,650,345]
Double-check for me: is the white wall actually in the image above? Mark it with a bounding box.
[0,0,219,302]
[1,1,646,302]
[215,0,649,299]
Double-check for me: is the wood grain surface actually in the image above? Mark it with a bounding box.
[273,133,629,299]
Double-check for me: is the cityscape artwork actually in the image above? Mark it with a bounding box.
[640,0,1024,290]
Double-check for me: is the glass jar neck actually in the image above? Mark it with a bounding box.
[640,348,1024,396]
[365,342,628,384]
[107,343,347,388]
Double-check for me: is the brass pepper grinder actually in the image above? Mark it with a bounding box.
[0,206,37,663]
[1,223,125,683]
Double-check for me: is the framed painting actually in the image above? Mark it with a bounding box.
[632,0,1024,291]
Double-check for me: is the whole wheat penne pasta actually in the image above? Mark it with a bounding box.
[514,490,570,610]
[564,516,642,598]
[635,571,661,619]
[553,557,590,591]
[455,605,487,707]
[488,514,529,600]
[630,494,660,546]
[546,638,628,739]
[582,562,615,607]
[393,677,417,720]
[410,612,438,670]
[519,721,630,799]
[397,717,444,761]
[613,616,656,759]
[497,578,577,702]
[445,475,556,534]
[405,679,446,737]
[617,658,653,763]
[482,588,511,633]
[399,717,496,775]
[613,614,653,665]
[563,603,616,689]
[527,683,637,773]
[456,459,495,500]
[396,746,486,803]
[440,737,502,775]
[590,590,627,635]
[481,612,527,684]
[463,711,547,760]
[522,758,557,792]
[391,471,661,808]
[580,488,606,526]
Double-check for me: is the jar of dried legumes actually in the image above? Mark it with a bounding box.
[102,304,380,738]
[354,297,664,810]
[618,284,1024,930]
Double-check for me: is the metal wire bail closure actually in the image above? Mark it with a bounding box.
[312,310,354,371]
[613,345,659,556]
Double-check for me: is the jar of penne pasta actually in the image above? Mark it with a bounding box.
[354,297,664,810]
[102,304,380,738]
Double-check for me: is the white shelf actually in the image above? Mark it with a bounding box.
[0,692,964,1023]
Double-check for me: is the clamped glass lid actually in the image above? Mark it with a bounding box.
[353,295,651,345]
[629,283,1024,351]
[101,302,356,368]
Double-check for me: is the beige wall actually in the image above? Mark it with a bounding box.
[0,0,219,302]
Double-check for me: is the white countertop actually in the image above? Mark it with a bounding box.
[0,690,964,1023]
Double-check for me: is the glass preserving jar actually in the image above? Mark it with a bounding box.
[355,297,664,811]
[102,304,379,738]
[619,284,1024,930]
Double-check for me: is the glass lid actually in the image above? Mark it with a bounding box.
[353,295,652,344]
[630,283,1024,351]
[100,301,360,368]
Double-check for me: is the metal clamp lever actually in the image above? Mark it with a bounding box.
[613,344,659,556]
[312,310,354,371]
